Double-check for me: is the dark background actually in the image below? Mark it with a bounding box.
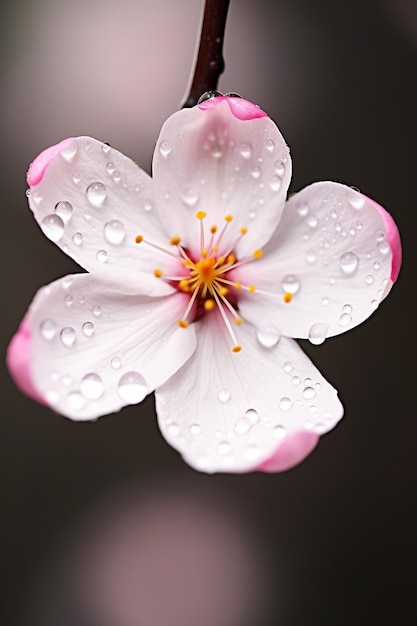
[1,1,416,624]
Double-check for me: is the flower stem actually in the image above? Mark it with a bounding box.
[182,0,230,108]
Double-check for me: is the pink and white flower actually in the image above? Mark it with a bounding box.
[7,95,401,473]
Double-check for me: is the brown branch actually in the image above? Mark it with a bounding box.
[182,0,231,108]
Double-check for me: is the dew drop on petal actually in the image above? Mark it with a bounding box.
[104,220,126,245]
[218,441,231,455]
[72,232,83,246]
[250,166,261,179]
[92,305,102,317]
[180,189,199,207]
[159,140,172,157]
[96,249,108,263]
[339,313,352,326]
[218,388,230,403]
[238,142,252,158]
[347,190,365,209]
[306,250,317,264]
[292,376,300,386]
[245,444,261,461]
[82,322,94,337]
[297,202,309,217]
[167,422,180,436]
[269,175,282,192]
[67,391,85,410]
[365,274,374,285]
[342,304,352,314]
[274,160,285,176]
[340,251,359,275]
[72,172,81,185]
[64,294,73,306]
[279,397,292,411]
[245,408,260,424]
[86,182,107,206]
[234,416,252,435]
[265,139,275,153]
[60,141,78,161]
[273,425,287,440]
[110,357,122,370]
[303,386,316,400]
[118,371,147,404]
[41,214,65,241]
[307,215,318,229]
[190,423,202,436]
[377,241,390,256]
[80,373,104,400]
[256,329,280,348]
[283,361,293,372]
[282,274,300,294]
[40,319,57,341]
[211,145,223,159]
[143,200,153,212]
[60,327,76,347]
[54,201,73,223]
[308,322,329,345]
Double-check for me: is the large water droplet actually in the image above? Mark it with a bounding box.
[308,322,329,345]
[218,388,230,402]
[118,371,147,404]
[190,423,202,436]
[41,214,65,241]
[180,189,199,207]
[245,408,259,424]
[82,322,94,337]
[282,274,300,294]
[347,190,365,209]
[256,329,280,348]
[60,141,78,161]
[273,425,287,440]
[377,241,390,256]
[80,373,104,400]
[54,201,73,223]
[72,232,83,246]
[159,140,172,157]
[279,397,292,411]
[339,312,352,326]
[87,182,107,206]
[104,220,126,245]
[303,386,316,400]
[40,319,57,341]
[234,416,251,435]
[339,251,359,275]
[60,327,76,347]
[96,249,108,263]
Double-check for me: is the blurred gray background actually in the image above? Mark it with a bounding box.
[1,1,416,624]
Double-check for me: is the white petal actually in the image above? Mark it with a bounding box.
[238,182,398,340]
[155,312,343,473]
[152,98,291,258]
[27,137,176,278]
[21,272,196,420]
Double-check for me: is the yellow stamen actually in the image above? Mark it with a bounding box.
[204,299,215,311]
[226,254,236,264]
[179,279,191,291]
[232,345,242,353]
[240,227,248,235]
[235,316,243,325]
[178,319,188,328]
[219,287,228,296]
[216,256,225,265]
[196,211,206,220]
[210,225,217,234]
[234,282,242,289]
[170,236,181,246]
[154,269,163,278]
[201,248,208,257]
[135,234,143,243]
[224,214,233,222]
[249,285,256,293]
[253,249,263,259]
[283,292,293,303]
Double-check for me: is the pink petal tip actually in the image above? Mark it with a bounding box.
[257,431,320,473]
[6,320,47,405]
[198,96,268,120]
[27,137,75,186]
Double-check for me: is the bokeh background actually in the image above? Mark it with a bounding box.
[1,0,416,624]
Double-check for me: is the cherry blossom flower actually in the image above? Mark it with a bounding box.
[7,95,401,473]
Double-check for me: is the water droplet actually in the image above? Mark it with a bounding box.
[308,322,329,345]
[238,142,252,158]
[375,230,385,242]
[282,274,300,294]
[159,140,172,157]
[273,425,287,440]
[80,373,104,400]
[250,166,261,179]
[180,189,199,207]
[283,361,293,372]
[371,299,378,309]
[67,391,85,410]
[82,322,94,337]
[292,376,300,385]
[112,171,121,183]
[198,90,222,103]
[347,190,365,209]
[377,241,390,256]
[211,145,223,159]
[321,296,330,306]
[218,388,230,402]
[279,397,292,411]
[265,139,275,153]
[190,423,202,435]
[118,371,147,404]
[104,220,126,245]
[72,172,81,185]
[143,199,153,212]
[106,162,115,175]
[61,375,72,386]
[60,327,76,347]
[307,215,318,228]
[96,249,108,263]
[86,182,107,206]
[365,274,374,285]
[256,328,280,348]
[297,202,309,217]
[245,409,259,424]
[339,313,352,326]
[269,175,282,192]
[167,422,180,436]
[110,357,122,370]
[248,210,257,220]
[342,304,352,314]
[40,319,57,341]
[349,227,356,237]
[92,305,102,317]
[41,214,65,242]
[373,261,380,270]
[306,250,317,264]
[234,416,251,435]
[303,386,316,400]
[60,141,78,162]
[218,441,231,455]
[64,294,73,306]
[54,201,73,223]
[72,232,83,246]
[339,251,359,275]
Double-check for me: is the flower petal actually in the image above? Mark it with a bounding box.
[27,136,176,279]
[238,182,401,341]
[155,312,343,473]
[7,272,196,420]
[152,98,291,258]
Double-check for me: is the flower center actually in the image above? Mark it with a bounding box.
[135,211,293,352]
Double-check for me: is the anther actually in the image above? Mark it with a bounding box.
[224,214,233,222]
[219,287,228,296]
[178,319,188,328]
[226,254,235,264]
[283,292,293,303]
[204,299,215,311]
[196,211,206,220]
[135,235,143,243]
[210,225,217,234]
[179,279,191,291]
[249,285,256,293]
[234,282,242,289]
[154,269,163,278]
[253,249,263,259]
[235,316,243,325]
[240,227,248,235]
[170,236,181,246]
[232,345,242,353]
